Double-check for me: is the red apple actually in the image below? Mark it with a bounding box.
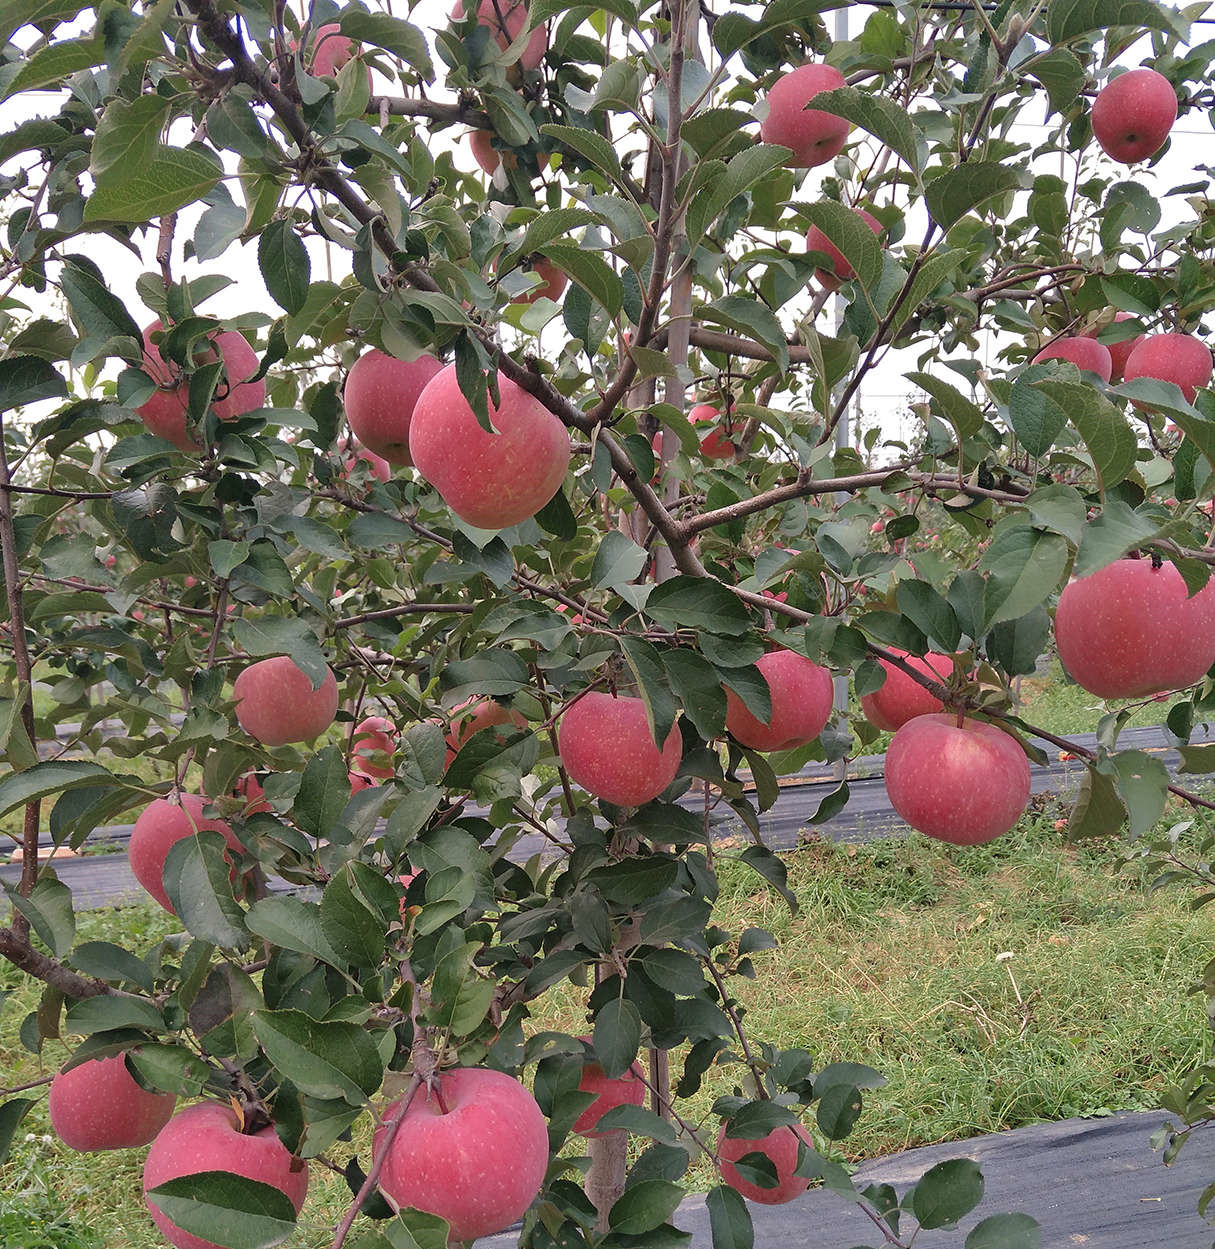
[1123,333,1213,403]
[469,129,517,175]
[1083,312,1143,383]
[232,772,270,815]
[444,698,527,768]
[861,650,953,732]
[348,770,377,794]
[1032,336,1112,382]
[375,1067,549,1244]
[1091,67,1177,164]
[129,795,247,914]
[352,715,398,779]
[306,22,370,87]
[144,1103,309,1249]
[759,63,849,168]
[805,208,882,290]
[557,691,682,806]
[1055,558,1215,698]
[233,656,339,746]
[49,1053,176,1152]
[137,321,265,452]
[344,348,444,467]
[451,0,547,70]
[342,441,391,483]
[724,649,833,752]
[509,257,568,305]
[884,714,1030,845]
[408,365,571,529]
[717,1121,814,1205]
[573,1050,647,1139]
[690,402,736,459]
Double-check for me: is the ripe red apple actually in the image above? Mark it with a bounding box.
[444,697,527,768]
[306,22,370,86]
[137,322,265,452]
[129,795,247,914]
[344,348,444,467]
[231,772,270,815]
[724,649,833,752]
[349,770,377,794]
[557,691,682,806]
[1055,558,1215,698]
[49,1053,176,1152]
[408,365,571,529]
[1123,333,1213,403]
[342,440,391,483]
[884,714,1031,845]
[1091,67,1177,163]
[690,402,737,459]
[805,208,882,290]
[1032,336,1112,382]
[509,257,568,305]
[233,657,339,746]
[469,129,517,175]
[759,63,849,168]
[375,1067,549,1243]
[573,1050,647,1139]
[860,650,953,732]
[1083,312,1143,382]
[351,715,398,779]
[717,1121,814,1205]
[451,0,547,70]
[144,1103,309,1249]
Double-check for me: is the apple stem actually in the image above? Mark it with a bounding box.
[955,706,965,730]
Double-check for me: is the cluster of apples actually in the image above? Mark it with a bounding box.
[1032,319,1212,398]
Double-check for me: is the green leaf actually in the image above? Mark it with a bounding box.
[1046,0,1184,43]
[7,878,74,958]
[146,1172,298,1249]
[686,144,790,246]
[645,576,751,636]
[804,85,920,173]
[320,864,388,969]
[0,760,115,819]
[910,1158,985,1230]
[84,145,223,223]
[802,200,884,293]
[69,941,155,992]
[258,220,311,316]
[595,997,642,1079]
[706,1184,754,1249]
[1072,503,1160,579]
[540,123,623,182]
[980,526,1069,626]
[896,580,961,650]
[608,1179,684,1235]
[1036,380,1136,491]
[245,896,345,967]
[965,1212,1042,1249]
[618,635,677,750]
[230,618,329,689]
[0,0,88,41]
[1024,484,1086,546]
[0,1097,34,1164]
[592,530,647,590]
[888,249,965,341]
[1007,377,1067,459]
[1025,49,1085,116]
[738,845,798,912]
[925,162,1022,231]
[0,35,104,100]
[162,831,249,951]
[340,11,434,80]
[0,356,67,413]
[712,0,848,59]
[61,258,143,345]
[816,1083,862,1139]
[1068,764,1126,839]
[293,746,350,840]
[536,244,623,316]
[91,96,170,182]
[908,371,982,439]
[504,207,600,265]
[1110,750,1170,838]
[697,296,788,372]
[251,1009,383,1105]
[663,648,728,740]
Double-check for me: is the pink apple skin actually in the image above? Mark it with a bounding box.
[1032,336,1113,382]
[137,322,265,452]
[573,1058,647,1138]
[348,770,377,794]
[690,402,736,459]
[805,208,882,290]
[1123,333,1213,403]
[375,1068,549,1244]
[144,1103,309,1249]
[885,714,1030,845]
[469,129,516,175]
[724,649,833,752]
[557,691,682,806]
[232,772,270,815]
[1083,312,1143,382]
[861,650,953,732]
[344,349,444,467]
[1055,558,1215,698]
[717,1121,814,1205]
[451,0,547,70]
[1091,68,1177,163]
[129,795,246,914]
[352,715,398,779]
[233,657,339,746]
[444,698,527,768]
[511,257,568,305]
[343,442,391,483]
[759,63,849,168]
[408,365,571,529]
[49,1053,176,1152]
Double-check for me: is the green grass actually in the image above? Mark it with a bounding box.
[5,810,1210,1245]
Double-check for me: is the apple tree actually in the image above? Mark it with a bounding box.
[0,0,1214,1247]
